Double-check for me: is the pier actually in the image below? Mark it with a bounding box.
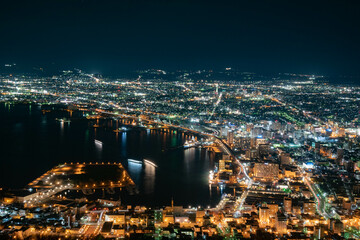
[22,162,135,205]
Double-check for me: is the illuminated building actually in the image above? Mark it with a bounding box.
[284,197,292,214]
[314,225,326,239]
[227,131,234,146]
[239,137,251,150]
[1,69,360,239]
[338,128,345,137]
[219,159,232,173]
[284,168,297,178]
[220,127,228,137]
[276,213,287,236]
[292,206,301,216]
[259,205,270,228]
[303,201,316,215]
[267,203,278,217]
[254,162,279,180]
[2,197,15,205]
[256,138,267,147]
[154,210,163,223]
[105,213,126,225]
[245,149,258,160]
[163,214,174,225]
[196,210,205,225]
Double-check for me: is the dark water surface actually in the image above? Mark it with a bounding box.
[0,103,221,207]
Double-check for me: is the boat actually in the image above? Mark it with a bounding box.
[95,140,102,146]
[184,140,197,149]
[183,136,198,149]
[113,128,122,133]
[56,118,71,123]
[144,159,157,168]
[128,159,142,165]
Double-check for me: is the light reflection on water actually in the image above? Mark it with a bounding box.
[0,103,222,207]
[127,161,142,185]
[184,147,196,175]
[121,132,127,157]
[143,162,156,194]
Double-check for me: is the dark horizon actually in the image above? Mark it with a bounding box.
[1,0,360,76]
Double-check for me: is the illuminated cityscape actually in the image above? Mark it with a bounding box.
[1,0,360,239]
[0,70,359,239]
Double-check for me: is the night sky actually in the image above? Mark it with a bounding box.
[1,0,360,75]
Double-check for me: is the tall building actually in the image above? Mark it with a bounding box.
[276,213,287,236]
[220,127,229,137]
[284,197,292,214]
[259,205,270,228]
[227,131,234,146]
[267,204,278,218]
[154,210,163,223]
